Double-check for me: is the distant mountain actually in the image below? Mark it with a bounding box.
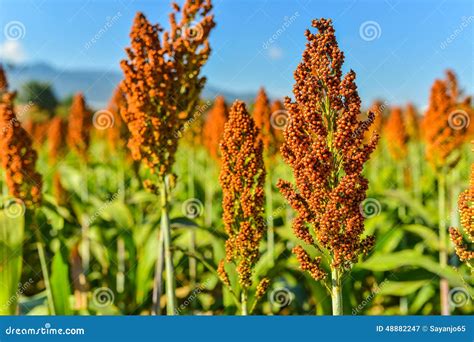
[3,62,258,109]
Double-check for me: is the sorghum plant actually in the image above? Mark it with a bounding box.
[365,100,386,143]
[404,103,419,141]
[67,92,92,160]
[422,70,472,315]
[449,143,474,270]
[48,116,68,204]
[253,88,272,150]
[120,1,215,315]
[385,107,408,160]
[0,70,52,313]
[253,88,279,263]
[385,107,408,208]
[270,99,285,145]
[423,71,471,170]
[404,103,422,201]
[0,65,7,95]
[218,100,269,315]
[203,95,228,160]
[106,86,128,152]
[277,18,378,315]
[0,90,42,207]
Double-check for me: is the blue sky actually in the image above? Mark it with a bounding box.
[0,0,472,107]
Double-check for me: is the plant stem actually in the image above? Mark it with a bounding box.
[331,267,343,316]
[241,289,248,316]
[266,168,274,266]
[151,225,164,315]
[438,171,450,316]
[33,227,55,315]
[161,177,177,315]
[397,162,406,219]
[409,142,422,203]
[187,156,197,290]
[172,246,241,307]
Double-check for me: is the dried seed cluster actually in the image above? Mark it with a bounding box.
[67,93,92,160]
[48,116,68,163]
[219,101,266,288]
[385,107,408,159]
[404,103,419,141]
[107,86,128,151]
[449,145,474,263]
[120,1,215,178]
[203,95,228,160]
[422,70,472,170]
[253,88,282,157]
[0,67,42,207]
[277,19,378,280]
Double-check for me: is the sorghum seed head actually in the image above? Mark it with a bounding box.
[220,100,266,288]
[278,18,378,279]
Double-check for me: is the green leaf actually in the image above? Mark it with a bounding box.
[135,226,159,305]
[100,201,134,229]
[358,250,467,289]
[376,229,404,253]
[410,285,435,314]
[383,190,436,226]
[402,224,439,250]
[377,280,429,296]
[50,245,73,315]
[40,206,64,231]
[0,208,24,315]
[171,217,227,240]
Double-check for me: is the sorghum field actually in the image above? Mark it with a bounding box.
[0,0,472,317]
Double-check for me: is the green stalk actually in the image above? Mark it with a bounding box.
[81,163,90,273]
[241,289,248,316]
[397,161,406,218]
[187,156,197,289]
[331,267,343,316]
[409,142,422,203]
[438,171,449,315]
[33,226,55,315]
[151,226,164,315]
[161,177,177,315]
[265,168,274,266]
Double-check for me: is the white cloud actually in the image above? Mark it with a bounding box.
[0,40,26,64]
[268,46,283,60]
